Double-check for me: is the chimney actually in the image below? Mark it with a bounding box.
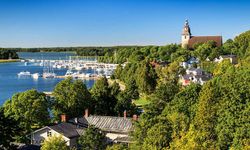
[84,109,89,118]
[133,114,138,121]
[124,110,127,119]
[61,114,67,122]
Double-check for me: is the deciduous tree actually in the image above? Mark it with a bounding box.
[53,77,91,119]
[78,125,106,150]
[41,136,69,150]
[3,89,49,141]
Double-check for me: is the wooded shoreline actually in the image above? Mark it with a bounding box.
[0,59,20,63]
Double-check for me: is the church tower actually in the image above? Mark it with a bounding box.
[181,20,192,48]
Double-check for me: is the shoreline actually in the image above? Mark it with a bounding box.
[0,59,20,63]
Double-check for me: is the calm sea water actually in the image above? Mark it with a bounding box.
[0,52,95,105]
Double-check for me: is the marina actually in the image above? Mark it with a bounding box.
[0,52,99,105]
[19,58,119,79]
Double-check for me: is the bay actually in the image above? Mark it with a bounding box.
[0,52,95,105]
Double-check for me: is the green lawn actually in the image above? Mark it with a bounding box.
[133,95,151,106]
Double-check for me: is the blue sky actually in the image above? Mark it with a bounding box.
[0,0,249,47]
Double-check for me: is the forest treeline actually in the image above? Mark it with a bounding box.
[0,49,19,59]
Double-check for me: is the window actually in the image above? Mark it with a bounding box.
[47,131,52,137]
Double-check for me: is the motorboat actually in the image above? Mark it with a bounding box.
[18,71,31,77]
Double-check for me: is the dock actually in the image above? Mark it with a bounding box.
[55,75,100,80]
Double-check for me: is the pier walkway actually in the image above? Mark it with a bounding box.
[55,75,100,80]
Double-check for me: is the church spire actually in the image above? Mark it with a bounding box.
[181,19,191,48]
[182,19,191,36]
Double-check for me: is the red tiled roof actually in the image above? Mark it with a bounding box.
[188,36,222,49]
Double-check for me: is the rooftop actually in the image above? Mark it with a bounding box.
[49,122,84,138]
[188,36,222,49]
[76,115,134,133]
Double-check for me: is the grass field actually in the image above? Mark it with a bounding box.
[133,95,151,106]
[0,59,20,63]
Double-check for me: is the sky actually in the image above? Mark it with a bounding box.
[0,0,249,48]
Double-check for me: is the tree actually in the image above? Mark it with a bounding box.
[110,81,121,97]
[113,64,123,79]
[131,115,159,149]
[115,92,137,116]
[213,59,234,76]
[78,125,106,150]
[170,83,201,120]
[136,61,157,94]
[222,39,236,55]
[124,78,139,100]
[106,144,128,150]
[214,68,250,149]
[0,107,22,150]
[91,77,117,115]
[0,50,19,59]
[158,61,181,83]
[192,81,218,149]
[41,136,69,150]
[3,89,49,141]
[142,122,172,150]
[234,30,250,57]
[121,63,138,84]
[193,41,217,61]
[53,77,91,119]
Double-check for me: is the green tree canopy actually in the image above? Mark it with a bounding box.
[0,107,22,149]
[41,136,69,150]
[106,144,128,150]
[193,40,218,61]
[3,89,49,141]
[91,77,117,115]
[78,125,106,150]
[124,78,139,100]
[52,77,92,119]
[135,61,157,94]
[142,122,172,150]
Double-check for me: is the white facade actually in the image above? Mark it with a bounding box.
[106,132,129,142]
[182,34,191,48]
[31,126,131,147]
[186,68,203,76]
[214,55,237,64]
[31,127,73,147]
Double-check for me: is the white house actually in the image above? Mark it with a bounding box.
[180,68,212,86]
[186,68,203,76]
[30,110,135,148]
[180,57,199,69]
[30,122,81,147]
[214,55,237,64]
